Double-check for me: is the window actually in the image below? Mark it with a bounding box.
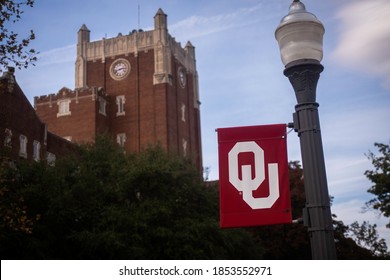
[116,95,125,116]
[116,133,127,147]
[99,97,107,116]
[182,138,188,157]
[57,99,71,117]
[4,128,12,147]
[181,103,186,122]
[47,152,56,166]
[19,135,27,158]
[33,141,41,161]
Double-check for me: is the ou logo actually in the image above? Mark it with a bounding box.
[228,141,279,210]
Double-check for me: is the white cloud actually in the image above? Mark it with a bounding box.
[321,105,389,151]
[318,105,389,201]
[36,44,76,66]
[326,155,371,200]
[169,3,265,41]
[15,45,76,100]
[331,0,390,88]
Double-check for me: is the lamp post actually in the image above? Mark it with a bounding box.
[275,0,337,259]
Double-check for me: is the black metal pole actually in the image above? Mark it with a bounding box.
[284,59,337,259]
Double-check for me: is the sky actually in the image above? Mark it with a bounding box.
[9,0,390,249]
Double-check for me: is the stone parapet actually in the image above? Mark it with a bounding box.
[34,87,107,108]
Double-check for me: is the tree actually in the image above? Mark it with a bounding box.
[365,142,390,228]
[332,218,377,259]
[348,221,389,257]
[2,138,389,259]
[0,136,264,259]
[254,161,390,259]
[0,0,37,69]
[0,160,39,237]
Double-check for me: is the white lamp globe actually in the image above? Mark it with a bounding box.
[275,0,325,67]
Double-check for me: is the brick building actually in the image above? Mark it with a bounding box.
[0,68,74,164]
[34,9,202,171]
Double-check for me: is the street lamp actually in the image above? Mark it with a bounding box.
[275,0,337,259]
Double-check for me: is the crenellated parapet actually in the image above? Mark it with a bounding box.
[34,86,108,108]
[84,31,155,62]
[75,8,197,88]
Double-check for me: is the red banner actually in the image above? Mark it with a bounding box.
[217,124,292,228]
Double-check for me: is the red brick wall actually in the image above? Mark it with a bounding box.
[1,80,75,162]
[34,88,109,144]
[46,131,76,157]
[34,44,202,171]
[1,83,46,160]
[86,51,171,154]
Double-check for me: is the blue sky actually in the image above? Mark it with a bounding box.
[10,0,390,248]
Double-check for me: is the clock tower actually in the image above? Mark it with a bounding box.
[36,9,202,171]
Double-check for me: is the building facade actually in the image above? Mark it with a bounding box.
[34,9,202,171]
[0,68,74,164]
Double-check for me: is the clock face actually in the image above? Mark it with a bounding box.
[110,59,130,80]
[114,62,127,76]
[178,67,186,87]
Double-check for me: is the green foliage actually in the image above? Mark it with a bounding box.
[254,161,390,259]
[332,218,376,259]
[3,138,389,259]
[0,0,37,69]
[0,136,263,259]
[348,221,389,257]
[365,142,390,227]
